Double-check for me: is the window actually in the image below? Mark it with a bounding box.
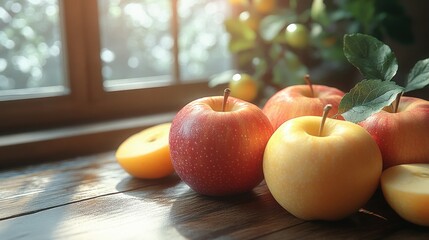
[1,0,232,133]
[0,0,232,166]
[0,0,66,101]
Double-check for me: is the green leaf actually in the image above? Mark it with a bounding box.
[269,43,283,60]
[405,58,429,92]
[224,18,256,41]
[343,33,398,81]
[260,12,295,41]
[228,39,255,53]
[272,52,308,87]
[224,18,256,53]
[344,0,375,31]
[330,9,352,22]
[338,79,404,123]
[236,50,256,67]
[253,58,268,80]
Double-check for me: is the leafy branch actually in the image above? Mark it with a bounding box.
[338,33,429,123]
[213,0,414,101]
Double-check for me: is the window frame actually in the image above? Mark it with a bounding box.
[0,0,230,168]
[0,0,227,133]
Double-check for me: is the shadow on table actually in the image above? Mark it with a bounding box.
[168,187,429,239]
[168,183,304,240]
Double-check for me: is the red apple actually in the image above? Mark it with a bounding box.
[169,89,274,196]
[262,78,345,130]
[359,96,429,169]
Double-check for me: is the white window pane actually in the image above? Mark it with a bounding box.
[0,0,67,101]
[99,0,173,90]
[179,0,232,81]
[99,0,233,91]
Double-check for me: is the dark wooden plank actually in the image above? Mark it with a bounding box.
[0,177,303,240]
[0,152,301,239]
[169,182,304,239]
[1,152,428,239]
[259,190,429,239]
[0,152,154,220]
[0,168,185,240]
[261,216,429,239]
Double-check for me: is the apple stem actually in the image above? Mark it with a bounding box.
[304,74,315,98]
[318,104,332,137]
[393,92,403,113]
[222,88,231,112]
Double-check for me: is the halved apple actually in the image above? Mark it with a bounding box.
[381,164,429,227]
[115,123,174,179]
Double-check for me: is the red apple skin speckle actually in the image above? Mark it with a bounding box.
[169,96,274,196]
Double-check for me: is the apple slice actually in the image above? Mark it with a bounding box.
[381,164,429,227]
[115,123,174,179]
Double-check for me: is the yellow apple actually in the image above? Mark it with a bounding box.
[381,164,429,227]
[263,113,382,220]
[115,123,174,179]
[239,11,260,31]
[228,73,259,102]
[285,23,309,49]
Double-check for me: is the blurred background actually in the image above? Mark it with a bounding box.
[214,0,429,101]
[1,0,428,103]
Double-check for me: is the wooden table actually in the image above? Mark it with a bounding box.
[1,152,428,239]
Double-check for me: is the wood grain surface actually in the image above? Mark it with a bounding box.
[1,152,428,240]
